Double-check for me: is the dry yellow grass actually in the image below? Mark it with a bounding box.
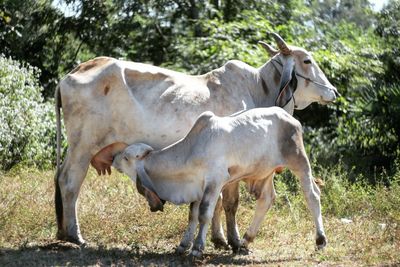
[0,166,399,266]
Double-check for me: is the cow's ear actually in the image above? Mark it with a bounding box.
[258,41,279,57]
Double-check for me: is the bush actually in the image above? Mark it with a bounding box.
[0,55,55,170]
[303,84,400,183]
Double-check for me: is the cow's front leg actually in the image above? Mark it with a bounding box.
[176,201,200,254]
[191,182,223,257]
[56,148,91,245]
[240,174,275,250]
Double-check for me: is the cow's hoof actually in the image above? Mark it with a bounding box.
[316,234,327,250]
[176,244,190,255]
[67,237,86,246]
[57,231,86,246]
[228,239,242,253]
[233,245,249,255]
[229,238,249,254]
[190,249,203,258]
[211,237,229,250]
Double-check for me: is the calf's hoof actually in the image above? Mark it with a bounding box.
[229,236,250,254]
[316,234,327,250]
[176,244,191,255]
[211,237,229,250]
[232,244,249,255]
[190,249,203,258]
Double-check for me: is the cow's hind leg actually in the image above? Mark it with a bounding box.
[55,148,91,245]
[240,174,276,250]
[222,182,241,252]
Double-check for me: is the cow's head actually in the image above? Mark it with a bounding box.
[259,33,338,110]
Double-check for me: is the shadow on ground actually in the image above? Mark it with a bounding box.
[0,240,304,266]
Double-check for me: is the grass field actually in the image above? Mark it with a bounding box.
[0,166,399,266]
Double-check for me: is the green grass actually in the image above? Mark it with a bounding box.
[0,165,399,266]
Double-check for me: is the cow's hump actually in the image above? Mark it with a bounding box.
[70,57,116,75]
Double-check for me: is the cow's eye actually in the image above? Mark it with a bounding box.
[304,59,312,64]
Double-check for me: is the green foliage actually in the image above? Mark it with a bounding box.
[0,0,72,97]
[338,85,400,164]
[162,10,274,74]
[376,0,400,85]
[0,56,56,170]
[320,163,400,223]
[295,2,399,180]
[306,83,400,182]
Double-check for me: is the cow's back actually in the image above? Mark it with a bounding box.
[59,57,258,155]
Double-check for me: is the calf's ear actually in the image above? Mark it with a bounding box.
[136,178,164,212]
[144,188,164,212]
[136,146,153,160]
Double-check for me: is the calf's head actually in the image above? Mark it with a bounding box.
[111,143,154,178]
[92,142,164,212]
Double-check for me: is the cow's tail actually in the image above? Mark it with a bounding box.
[54,84,63,234]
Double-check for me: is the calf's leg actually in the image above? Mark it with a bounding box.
[287,154,327,249]
[299,170,326,249]
[191,182,223,257]
[176,201,200,254]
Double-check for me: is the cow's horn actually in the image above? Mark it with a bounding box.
[258,41,279,56]
[271,32,291,55]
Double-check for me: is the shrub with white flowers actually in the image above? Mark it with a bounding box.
[0,56,56,170]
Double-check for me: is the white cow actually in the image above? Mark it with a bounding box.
[55,33,337,247]
[98,107,327,257]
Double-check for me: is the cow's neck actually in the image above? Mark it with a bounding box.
[257,59,295,115]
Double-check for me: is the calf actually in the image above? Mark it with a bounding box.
[95,107,327,256]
